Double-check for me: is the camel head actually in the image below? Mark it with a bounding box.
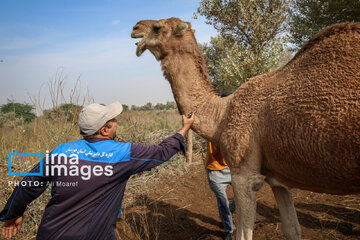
[131,20,157,57]
[131,17,194,60]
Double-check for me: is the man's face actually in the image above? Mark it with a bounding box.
[106,119,118,140]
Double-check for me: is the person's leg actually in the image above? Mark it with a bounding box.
[206,168,234,234]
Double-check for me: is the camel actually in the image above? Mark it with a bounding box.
[130,17,360,240]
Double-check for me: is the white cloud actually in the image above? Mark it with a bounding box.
[112,20,120,25]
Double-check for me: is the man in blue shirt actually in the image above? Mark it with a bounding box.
[1,101,194,239]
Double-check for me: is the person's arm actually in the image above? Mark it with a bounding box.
[177,114,194,137]
[129,114,194,174]
[1,162,50,238]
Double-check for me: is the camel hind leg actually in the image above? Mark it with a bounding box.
[266,177,301,240]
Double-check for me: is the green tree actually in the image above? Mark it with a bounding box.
[43,103,82,123]
[289,0,360,49]
[131,105,139,111]
[0,101,36,123]
[122,104,129,111]
[154,103,165,110]
[143,102,153,111]
[60,103,82,118]
[196,0,289,91]
[165,101,177,110]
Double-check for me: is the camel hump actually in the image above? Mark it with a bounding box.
[290,22,360,64]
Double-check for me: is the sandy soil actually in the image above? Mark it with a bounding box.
[116,161,360,240]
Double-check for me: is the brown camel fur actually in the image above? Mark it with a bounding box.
[131,17,360,240]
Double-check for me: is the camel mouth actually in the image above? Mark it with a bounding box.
[135,38,146,57]
[131,32,146,57]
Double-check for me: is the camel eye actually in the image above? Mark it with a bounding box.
[153,25,161,34]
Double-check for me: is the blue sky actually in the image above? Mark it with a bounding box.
[0,0,217,111]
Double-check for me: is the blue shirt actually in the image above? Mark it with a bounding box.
[0,133,185,240]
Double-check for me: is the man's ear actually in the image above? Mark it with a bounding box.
[99,127,109,136]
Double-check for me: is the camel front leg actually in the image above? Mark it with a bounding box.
[266,177,301,240]
[231,169,264,240]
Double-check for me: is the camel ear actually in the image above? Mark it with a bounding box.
[175,23,189,36]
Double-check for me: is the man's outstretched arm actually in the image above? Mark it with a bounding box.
[129,114,194,174]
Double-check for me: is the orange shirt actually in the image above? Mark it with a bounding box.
[204,141,228,170]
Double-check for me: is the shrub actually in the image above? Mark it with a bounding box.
[0,101,36,123]
[43,104,82,123]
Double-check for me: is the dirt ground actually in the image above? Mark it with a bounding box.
[116,161,360,240]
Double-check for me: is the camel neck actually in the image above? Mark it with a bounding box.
[161,53,230,141]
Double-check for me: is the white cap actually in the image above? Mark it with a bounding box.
[78,102,123,136]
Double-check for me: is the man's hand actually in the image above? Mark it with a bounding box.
[2,216,23,239]
[177,114,195,137]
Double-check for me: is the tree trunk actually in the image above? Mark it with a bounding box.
[186,129,193,163]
